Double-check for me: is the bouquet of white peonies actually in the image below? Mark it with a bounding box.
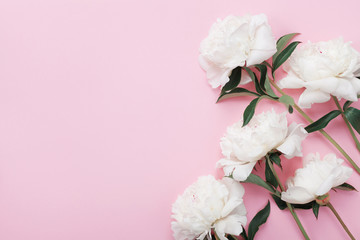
[172,14,359,240]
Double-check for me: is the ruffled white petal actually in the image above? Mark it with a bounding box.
[277,122,308,159]
[239,69,252,85]
[278,73,305,89]
[281,186,315,204]
[298,89,331,108]
[232,162,257,181]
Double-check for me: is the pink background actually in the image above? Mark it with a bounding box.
[0,0,359,239]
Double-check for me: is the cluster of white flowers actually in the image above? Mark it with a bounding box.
[172,13,357,240]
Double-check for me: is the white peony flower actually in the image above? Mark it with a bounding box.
[199,14,277,88]
[217,110,307,181]
[278,38,360,108]
[171,175,247,240]
[281,153,353,204]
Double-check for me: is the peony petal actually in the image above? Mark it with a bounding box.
[277,122,307,159]
[303,77,338,92]
[298,89,331,108]
[214,214,246,239]
[278,73,305,89]
[246,49,276,67]
[221,178,245,199]
[246,16,276,66]
[331,165,353,188]
[331,78,358,101]
[239,69,252,85]
[315,173,336,196]
[281,186,315,204]
[199,55,231,88]
[220,178,245,217]
[216,158,239,177]
[350,77,360,94]
[232,162,257,181]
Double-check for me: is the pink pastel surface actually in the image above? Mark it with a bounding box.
[0,0,360,239]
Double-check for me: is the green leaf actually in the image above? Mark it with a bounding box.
[269,152,282,169]
[222,67,242,93]
[248,201,271,240]
[265,160,278,188]
[334,182,358,191]
[344,107,360,134]
[292,201,314,210]
[255,64,268,91]
[272,41,301,75]
[288,105,294,114]
[343,100,353,111]
[304,110,341,133]
[243,174,275,193]
[312,202,320,219]
[244,68,266,95]
[273,33,299,64]
[262,61,272,69]
[243,97,260,127]
[271,194,287,210]
[217,88,260,103]
[240,228,248,240]
[279,95,295,106]
[264,75,278,98]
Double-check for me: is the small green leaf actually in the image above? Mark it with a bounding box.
[273,33,299,64]
[244,68,266,96]
[334,182,358,191]
[255,64,268,91]
[312,202,320,219]
[264,75,278,98]
[217,88,260,103]
[288,105,294,114]
[269,153,282,169]
[344,107,360,134]
[279,95,295,106]
[222,67,242,93]
[343,100,353,111]
[243,97,260,127]
[271,194,287,210]
[248,201,271,240]
[272,41,301,75]
[305,110,341,133]
[265,160,278,188]
[243,174,275,193]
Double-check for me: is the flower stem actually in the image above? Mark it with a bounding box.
[265,156,311,240]
[332,96,360,152]
[327,202,355,240]
[268,78,360,175]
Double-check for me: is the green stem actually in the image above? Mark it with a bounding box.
[268,78,360,175]
[332,96,360,152]
[327,202,355,240]
[265,156,311,240]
